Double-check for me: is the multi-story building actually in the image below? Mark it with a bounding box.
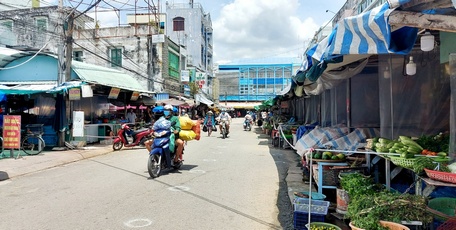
[218,57,301,107]
[165,1,214,97]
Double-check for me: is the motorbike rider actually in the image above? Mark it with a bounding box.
[244,111,253,129]
[203,110,215,136]
[145,104,184,164]
[216,108,232,134]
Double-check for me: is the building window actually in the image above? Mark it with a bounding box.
[35,18,47,32]
[173,17,184,31]
[73,51,83,62]
[110,48,122,67]
[1,20,13,31]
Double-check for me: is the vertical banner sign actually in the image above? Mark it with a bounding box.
[72,111,84,137]
[3,115,21,149]
[69,88,81,100]
[108,87,120,99]
[130,91,140,101]
[181,70,190,83]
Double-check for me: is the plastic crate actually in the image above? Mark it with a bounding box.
[293,198,330,229]
[293,212,325,230]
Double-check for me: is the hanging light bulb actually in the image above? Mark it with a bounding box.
[406,56,416,76]
[421,31,435,52]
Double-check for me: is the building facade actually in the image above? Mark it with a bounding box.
[165,2,214,97]
[218,57,301,102]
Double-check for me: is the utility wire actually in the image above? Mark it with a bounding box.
[0,42,50,70]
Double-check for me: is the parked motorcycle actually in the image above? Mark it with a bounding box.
[112,123,153,151]
[147,118,182,178]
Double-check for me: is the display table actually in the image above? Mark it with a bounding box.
[416,177,456,197]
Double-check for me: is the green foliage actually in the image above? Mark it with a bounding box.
[342,174,433,229]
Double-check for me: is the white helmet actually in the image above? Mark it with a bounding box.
[164,104,173,110]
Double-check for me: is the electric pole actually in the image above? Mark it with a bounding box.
[65,12,74,82]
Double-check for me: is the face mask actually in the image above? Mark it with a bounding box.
[163,111,171,117]
[221,112,225,115]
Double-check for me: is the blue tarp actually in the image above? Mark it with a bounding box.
[296,1,418,83]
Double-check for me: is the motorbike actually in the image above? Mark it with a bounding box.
[112,123,153,151]
[243,119,252,131]
[219,118,229,139]
[147,118,183,178]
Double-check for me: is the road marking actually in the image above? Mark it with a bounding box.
[168,185,190,192]
[124,218,153,228]
[189,169,206,174]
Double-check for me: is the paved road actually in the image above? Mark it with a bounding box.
[0,118,301,230]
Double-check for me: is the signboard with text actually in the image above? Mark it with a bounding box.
[69,88,81,100]
[130,91,140,101]
[108,87,121,99]
[3,115,21,149]
[72,111,84,137]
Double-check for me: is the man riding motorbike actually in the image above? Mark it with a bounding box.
[244,112,253,130]
[216,108,232,134]
[145,104,184,164]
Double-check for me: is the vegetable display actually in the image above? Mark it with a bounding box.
[342,174,432,230]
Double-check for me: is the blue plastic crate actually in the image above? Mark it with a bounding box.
[293,198,330,230]
[293,211,325,230]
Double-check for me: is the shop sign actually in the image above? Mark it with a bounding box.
[131,91,140,101]
[108,87,121,99]
[69,88,81,100]
[3,115,21,149]
[181,70,190,82]
[81,85,93,98]
[72,111,84,137]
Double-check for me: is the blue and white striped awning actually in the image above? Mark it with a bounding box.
[298,0,418,79]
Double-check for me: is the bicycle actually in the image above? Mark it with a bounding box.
[22,125,46,155]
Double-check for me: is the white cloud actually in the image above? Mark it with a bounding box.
[86,12,119,28]
[212,0,320,64]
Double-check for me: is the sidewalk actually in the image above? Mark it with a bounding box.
[0,144,114,181]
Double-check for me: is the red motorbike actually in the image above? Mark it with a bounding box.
[112,123,153,151]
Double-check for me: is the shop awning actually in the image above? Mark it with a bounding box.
[0,84,57,95]
[195,93,214,106]
[296,0,418,84]
[71,61,153,94]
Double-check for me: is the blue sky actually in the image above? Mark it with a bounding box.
[60,0,346,65]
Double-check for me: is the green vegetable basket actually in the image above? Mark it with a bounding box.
[389,156,417,169]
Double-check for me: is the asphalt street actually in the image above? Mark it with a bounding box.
[0,118,307,230]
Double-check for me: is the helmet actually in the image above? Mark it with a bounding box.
[207,111,213,115]
[164,104,173,110]
[221,108,226,112]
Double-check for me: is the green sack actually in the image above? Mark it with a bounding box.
[169,133,176,153]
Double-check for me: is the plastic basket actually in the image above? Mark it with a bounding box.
[293,198,329,229]
[312,164,366,186]
[308,222,342,230]
[293,212,325,230]
[293,198,330,215]
[293,191,326,200]
[25,124,44,135]
[389,156,417,169]
[428,197,456,221]
[424,168,456,184]
[349,221,410,230]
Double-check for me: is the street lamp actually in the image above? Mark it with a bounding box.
[326,10,337,15]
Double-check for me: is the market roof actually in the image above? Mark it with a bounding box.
[71,61,153,94]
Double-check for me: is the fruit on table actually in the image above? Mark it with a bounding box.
[313,152,322,159]
[336,153,345,160]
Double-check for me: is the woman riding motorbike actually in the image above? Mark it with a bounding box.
[216,109,232,135]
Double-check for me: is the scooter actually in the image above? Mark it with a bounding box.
[112,123,153,151]
[147,118,183,178]
[219,118,229,139]
[243,119,252,131]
